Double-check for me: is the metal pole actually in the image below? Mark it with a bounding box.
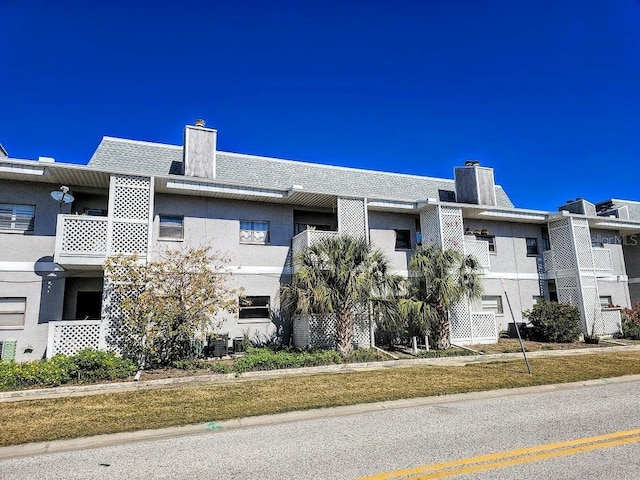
[500,278,531,374]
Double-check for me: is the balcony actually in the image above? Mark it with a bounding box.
[543,247,613,276]
[54,215,108,268]
[592,247,613,275]
[291,229,339,269]
[463,239,491,270]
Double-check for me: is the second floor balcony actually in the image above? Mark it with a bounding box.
[543,246,613,276]
[54,214,108,267]
[291,229,339,269]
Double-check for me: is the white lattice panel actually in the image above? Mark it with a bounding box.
[60,216,108,254]
[353,315,372,347]
[592,248,613,274]
[293,313,371,349]
[556,276,581,309]
[449,297,471,341]
[337,198,367,238]
[309,314,338,348]
[471,312,498,341]
[113,186,150,220]
[464,239,490,269]
[111,222,149,254]
[440,206,464,252]
[572,219,594,270]
[47,321,102,358]
[600,309,622,336]
[548,218,576,271]
[291,230,339,264]
[114,175,150,188]
[580,275,601,334]
[419,206,441,247]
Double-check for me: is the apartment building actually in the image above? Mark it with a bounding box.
[1,121,638,361]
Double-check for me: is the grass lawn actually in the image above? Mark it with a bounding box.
[3,351,640,447]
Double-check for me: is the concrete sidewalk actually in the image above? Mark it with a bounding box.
[2,344,639,403]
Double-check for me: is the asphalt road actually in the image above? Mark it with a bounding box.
[2,379,640,479]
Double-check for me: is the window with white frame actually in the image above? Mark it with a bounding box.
[0,297,26,328]
[476,235,496,252]
[0,204,35,232]
[159,215,184,240]
[482,295,503,315]
[240,220,270,244]
[239,296,270,320]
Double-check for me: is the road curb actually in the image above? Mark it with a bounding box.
[2,373,640,461]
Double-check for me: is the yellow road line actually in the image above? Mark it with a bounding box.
[356,428,640,480]
[412,435,640,479]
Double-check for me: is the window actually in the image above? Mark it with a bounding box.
[240,220,270,244]
[482,295,503,315]
[0,204,35,232]
[0,297,26,328]
[599,296,613,308]
[239,296,270,320]
[526,238,539,255]
[159,215,184,240]
[476,235,496,252]
[395,229,411,249]
[84,208,107,216]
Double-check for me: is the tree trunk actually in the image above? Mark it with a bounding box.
[433,304,451,349]
[336,310,354,355]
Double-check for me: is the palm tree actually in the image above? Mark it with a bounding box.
[282,235,403,355]
[401,245,483,350]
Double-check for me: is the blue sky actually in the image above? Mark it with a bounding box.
[1,1,638,211]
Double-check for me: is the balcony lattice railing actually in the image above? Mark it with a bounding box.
[291,230,339,267]
[543,247,613,276]
[463,239,491,270]
[54,214,108,266]
[592,247,613,275]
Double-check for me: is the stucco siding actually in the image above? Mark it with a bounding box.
[368,211,417,272]
[0,270,64,361]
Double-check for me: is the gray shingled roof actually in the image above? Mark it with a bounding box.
[88,137,514,207]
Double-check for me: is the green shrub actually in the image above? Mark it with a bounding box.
[210,362,231,374]
[523,301,581,343]
[0,349,135,392]
[622,305,640,340]
[70,348,136,382]
[343,348,387,363]
[233,347,343,373]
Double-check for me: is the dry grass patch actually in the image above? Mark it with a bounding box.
[3,351,640,447]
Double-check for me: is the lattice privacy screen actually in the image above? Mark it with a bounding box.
[440,206,464,252]
[572,218,595,270]
[419,206,441,247]
[293,313,372,348]
[48,321,102,357]
[108,175,152,257]
[548,218,576,272]
[600,310,622,336]
[337,198,367,238]
[61,217,108,254]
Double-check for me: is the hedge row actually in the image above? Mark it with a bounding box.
[0,349,136,391]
